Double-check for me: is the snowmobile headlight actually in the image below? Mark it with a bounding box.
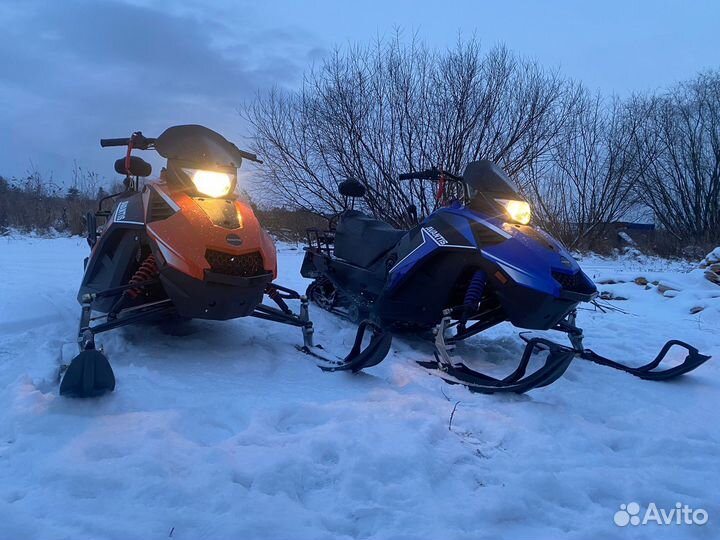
[191,170,233,198]
[496,199,531,225]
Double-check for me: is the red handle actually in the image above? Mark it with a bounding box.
[124,136,135,175]
[436,173,446,205]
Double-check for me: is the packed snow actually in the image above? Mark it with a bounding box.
[0,235,718,539]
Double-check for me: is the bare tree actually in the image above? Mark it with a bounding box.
[525,90,643,248]
[629,71,720,244]
[246,36,573,227]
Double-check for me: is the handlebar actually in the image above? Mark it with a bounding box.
[100,132,156,150]
[100,138,130,147]
[398,168,462,182]
[399,169,439,181]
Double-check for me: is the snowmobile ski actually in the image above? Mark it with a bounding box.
[417,340,574,394]
[579,341,711,380]
[299,320,392,373]
[519,328,711,381]
[421,313,575,393]
[59,347,116,398]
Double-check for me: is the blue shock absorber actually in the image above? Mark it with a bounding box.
[464,269,487,310]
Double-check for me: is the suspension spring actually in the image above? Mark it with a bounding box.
[463,269,487,309]
[266,284,291,314]
[127,254,159,299]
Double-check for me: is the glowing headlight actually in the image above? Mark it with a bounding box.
[191,170,232,198]
[496,198,531,225]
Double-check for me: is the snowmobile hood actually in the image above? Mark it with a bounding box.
[155,125,257,169]
[388,205,595,300]
[481,223,587,297]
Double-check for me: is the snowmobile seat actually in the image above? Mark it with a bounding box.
[334,210,404,267]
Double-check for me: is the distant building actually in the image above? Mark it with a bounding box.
[592,221,656,248]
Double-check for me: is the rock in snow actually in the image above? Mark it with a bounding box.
[699,247,720,286]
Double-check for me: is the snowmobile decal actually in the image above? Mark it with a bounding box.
[112,196,145,225]
[115,201,128,221]
[424,226,448,245]
[389,226,475,274]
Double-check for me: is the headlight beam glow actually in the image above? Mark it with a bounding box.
[496,198,532,225]
[191,170,232,198]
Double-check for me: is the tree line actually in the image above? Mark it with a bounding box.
[0,164,120,236]
[2,37,717,254]
[246,37,720,251]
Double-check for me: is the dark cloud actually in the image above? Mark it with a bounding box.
[3,0,715,182]
[0,0,322,180]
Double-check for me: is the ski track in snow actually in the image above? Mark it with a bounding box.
[0,235,718,539]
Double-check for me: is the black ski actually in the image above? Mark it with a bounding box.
[298,320,392,373]
[519,333,711,381]
[419,337,575,394]
[579,341,711,380]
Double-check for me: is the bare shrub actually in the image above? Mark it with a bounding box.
[629,71,720,245]
[0,164,106,235]
[525,91,644,249]
[246,36,573,227]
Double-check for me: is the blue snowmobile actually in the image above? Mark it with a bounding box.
[301,161,711,393]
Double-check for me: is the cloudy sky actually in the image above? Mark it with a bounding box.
[2,0,718,183]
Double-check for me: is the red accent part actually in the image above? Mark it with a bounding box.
[127,254,159,299]
[124,138,134,176]
[436,173,446,204]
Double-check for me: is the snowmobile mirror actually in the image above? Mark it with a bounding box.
[338,179,366,198]
[114,156,152,178]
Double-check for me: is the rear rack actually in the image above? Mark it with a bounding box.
[305,227,335,256]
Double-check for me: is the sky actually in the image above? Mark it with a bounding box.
[1,0,718,185]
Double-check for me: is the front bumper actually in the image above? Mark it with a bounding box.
[160,266,273,320]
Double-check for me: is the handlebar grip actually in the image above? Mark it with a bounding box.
[399,170,438,181]
[100,138,130,147]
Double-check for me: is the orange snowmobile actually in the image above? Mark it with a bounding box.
[61,125,390,397]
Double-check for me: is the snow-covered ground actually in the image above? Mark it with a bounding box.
[0,235,718,539]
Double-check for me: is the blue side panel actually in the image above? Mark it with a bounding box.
[482,227,581,298]
[436,209,478,246]
[386,206,489,290]
[387,204,587,299]
[386,228,453,289]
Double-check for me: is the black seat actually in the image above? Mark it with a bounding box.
[334,210,405,267]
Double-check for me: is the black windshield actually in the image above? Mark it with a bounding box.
[463,160,520,198]
[155,125,250,169]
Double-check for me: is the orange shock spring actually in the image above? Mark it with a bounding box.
[127,254,159,299]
